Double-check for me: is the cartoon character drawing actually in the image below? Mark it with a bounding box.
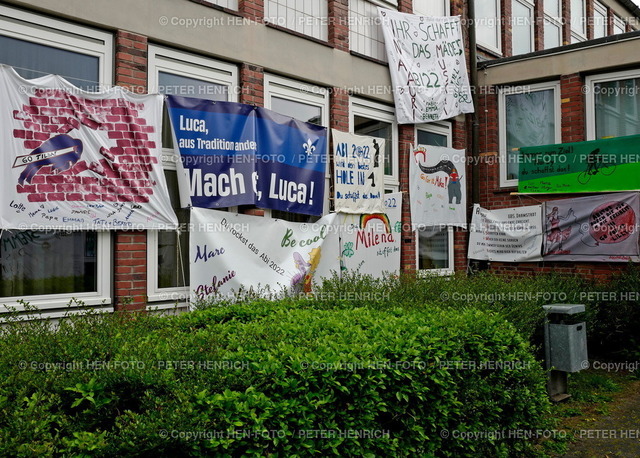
[290,248,322,294]
[414,148,462,205]
[16,134,83,185]
[545,206,575,254]
[373,139,381,169]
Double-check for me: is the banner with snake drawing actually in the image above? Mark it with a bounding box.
[409,145,466,228]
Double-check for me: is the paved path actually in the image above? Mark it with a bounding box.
[563,380,640,457]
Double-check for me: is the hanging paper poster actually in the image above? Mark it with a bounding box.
[166,95,327,216]
[410,145,466,228]
[518,134,640,193]
[332,129,385,213]
[468,204,543,262]
[542,192,640,262]
[377,9,474,124]
[190,208,340,303]
[337,192,402,277]
[0,65,178,230]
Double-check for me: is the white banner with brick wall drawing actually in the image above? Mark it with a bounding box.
[409,145,466,228]
[332,129,385,213]
[190,208,340,303]
[468,204,543,262]
[378,9,474,124]
[0,65,177,230]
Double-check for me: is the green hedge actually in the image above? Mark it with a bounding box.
[0,301,549,457]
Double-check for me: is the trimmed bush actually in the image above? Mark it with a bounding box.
[0,299,549,457]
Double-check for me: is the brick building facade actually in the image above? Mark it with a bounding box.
[1,0,640,316]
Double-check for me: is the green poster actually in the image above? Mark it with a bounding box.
[518,134,640,193]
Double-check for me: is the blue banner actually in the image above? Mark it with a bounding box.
[166,96,327,215]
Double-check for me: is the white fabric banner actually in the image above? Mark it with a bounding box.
[378,9,474,124]
[332,129,385,214]
[190,208,340,302]
[542,193,640,262]
[409,145,466,228]
[337,192,402,277]
[0,65,177,230]
[468,204,543,262]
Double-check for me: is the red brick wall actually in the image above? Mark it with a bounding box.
[398,124,416,272]
[239,0,264,21]
[113,30,149,311]
[561,73,585,143]
[239,63,264,106]
[329,0,349,51]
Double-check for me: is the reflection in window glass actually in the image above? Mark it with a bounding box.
[0,36,99,90]
[271,96,322,125]
[417,130,447,147]
[594,79,640,139]
[1,231,97,297]
[418,227,449,270]
[505,89,555,180]
[157,172,189,288]
[354,116,393,176]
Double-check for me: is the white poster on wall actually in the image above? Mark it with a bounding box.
[190,208,340,303]
[332,129,385,214]
[0,65,177,230]
[337,192,402,277]
[468,204,543,262]
[409,145,466,228]
[378,9,474,124]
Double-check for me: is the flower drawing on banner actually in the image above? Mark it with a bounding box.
[341,241,355,258]
[303,138,316,157]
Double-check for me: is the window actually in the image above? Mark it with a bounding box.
[0,6,112,314]
[413,0,449,16]
[264,75,329,221]
[499,82,561,187]
[350,0,397,62]
[202,0,238,9]
[265,0,328,41]
[147,46,238,304]
[476,0,501,54]
[543,0,563,49]
[350,97,398,191]
[415,123,454,274]
[593,2,608,39]
[586,70,640,141]
[512,0,534,55]
[570,0,586,42]
[613,15,626,35]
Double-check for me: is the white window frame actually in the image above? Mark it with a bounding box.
[475,0,502,55]
[0,6,113,314]
[570,0,587,41]
[147,46,238,306]
[512,0,535,55]
[585,69,640,141]
[265,0,328,41]
[543,0,563,50]
[593,1,608,39]
[498,81,561,188]
[350,97,399,191]
[414,122,454,275]
[202,0,238,10]
[263,74,330,218]
[349,0,397,62]
[613,15,626,35]
[413,0,449,16]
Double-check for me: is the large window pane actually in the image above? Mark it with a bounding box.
[418,227,449,270]
[595,79,640,139]
[476,0,500,52]
[1,231,97,297]
[0,35,99,90]
[505,89,555,180]
[417,130,447,147]
[512,1,533,56]
[544,20,561,49]
[354,116,393,176]
[0,32,102,300]
[157,172,189,288]
[271,97,322,125]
